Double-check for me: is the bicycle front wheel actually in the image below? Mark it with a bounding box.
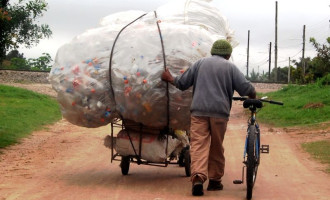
[246,125,259,200]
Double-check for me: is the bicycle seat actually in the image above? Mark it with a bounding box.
[243,99,263,108]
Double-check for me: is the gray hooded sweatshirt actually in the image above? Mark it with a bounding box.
[174,55,255,119]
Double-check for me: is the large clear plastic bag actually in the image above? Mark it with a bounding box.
[49,0,237,129]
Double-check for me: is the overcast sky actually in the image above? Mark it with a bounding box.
[17,0,330,75]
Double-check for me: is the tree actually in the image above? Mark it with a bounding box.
[2,49,52,71]
[309,37,330,79]
[278,67,288,82]
[0,0,52,62]
[28,52,52,71]
[258,70,269,82]
[6,49,24,60]
[9,57,29,70]
[291,57,313,83]
[290,65,303,84]
[249,68,259,81]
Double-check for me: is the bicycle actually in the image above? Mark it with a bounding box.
[232,96,283,200]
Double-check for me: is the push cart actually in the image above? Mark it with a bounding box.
[107,118,191,176]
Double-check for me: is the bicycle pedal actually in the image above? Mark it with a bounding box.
[233,180,243,184]
[260,145,270,153]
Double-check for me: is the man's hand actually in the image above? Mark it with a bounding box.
[161,68,174,85]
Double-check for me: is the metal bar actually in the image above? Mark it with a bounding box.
[138,124,143,164]
[108,13,147,104]
[123,120,141,163]
[241,166,245,184]
[111,122,114,163]
[154,10,171,167]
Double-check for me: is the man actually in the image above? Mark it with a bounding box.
[161,39,256,196]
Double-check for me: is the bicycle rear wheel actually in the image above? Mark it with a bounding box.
[246,125,259,200]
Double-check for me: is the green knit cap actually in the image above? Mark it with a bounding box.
[210,39,232,56]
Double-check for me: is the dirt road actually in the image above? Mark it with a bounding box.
[0,84,329,200]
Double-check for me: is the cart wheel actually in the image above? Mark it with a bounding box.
[184,150,191,177]
[178,152,184,167]
[120,156,130,175]
[178,146,189,167]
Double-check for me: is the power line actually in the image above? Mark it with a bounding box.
[278,43,302,49]
[252,58,269,66]
[306,17,329,29]
[277,18,329,52]
[275,49,303,65]
[291,49,303,59]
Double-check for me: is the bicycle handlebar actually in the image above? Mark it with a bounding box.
[233,96,284,106]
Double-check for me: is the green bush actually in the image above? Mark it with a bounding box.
[9,57,30,70]
[316,73,330,86]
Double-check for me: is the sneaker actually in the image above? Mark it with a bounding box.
[207,180,223,191]
[192,176,204,196]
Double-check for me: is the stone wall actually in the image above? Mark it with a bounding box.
[0,70,287,92]
[252,82,286,93]
[0,70,49,84]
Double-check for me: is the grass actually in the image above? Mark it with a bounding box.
[302,140,330,173]
[257,83,330,127]
[0,84,61,148]
[257,81,330,173]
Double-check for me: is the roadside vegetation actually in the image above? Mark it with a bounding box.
[1,51,53,71]
[258,75,330,127]
[248,37,329,84]
[1,0,52,71]
[0,84,61,148]
[258,75,329,173]
[302,140,330,173]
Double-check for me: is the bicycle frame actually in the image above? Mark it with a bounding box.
[235,104,262,185]
[232,96,283,200]
[243,108,260,160]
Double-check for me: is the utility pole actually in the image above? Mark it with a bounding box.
[302,25,306,76]
[274,1,278,82]
[268,42,272,81]
[288,57,291,83]
[247,30,250,78]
